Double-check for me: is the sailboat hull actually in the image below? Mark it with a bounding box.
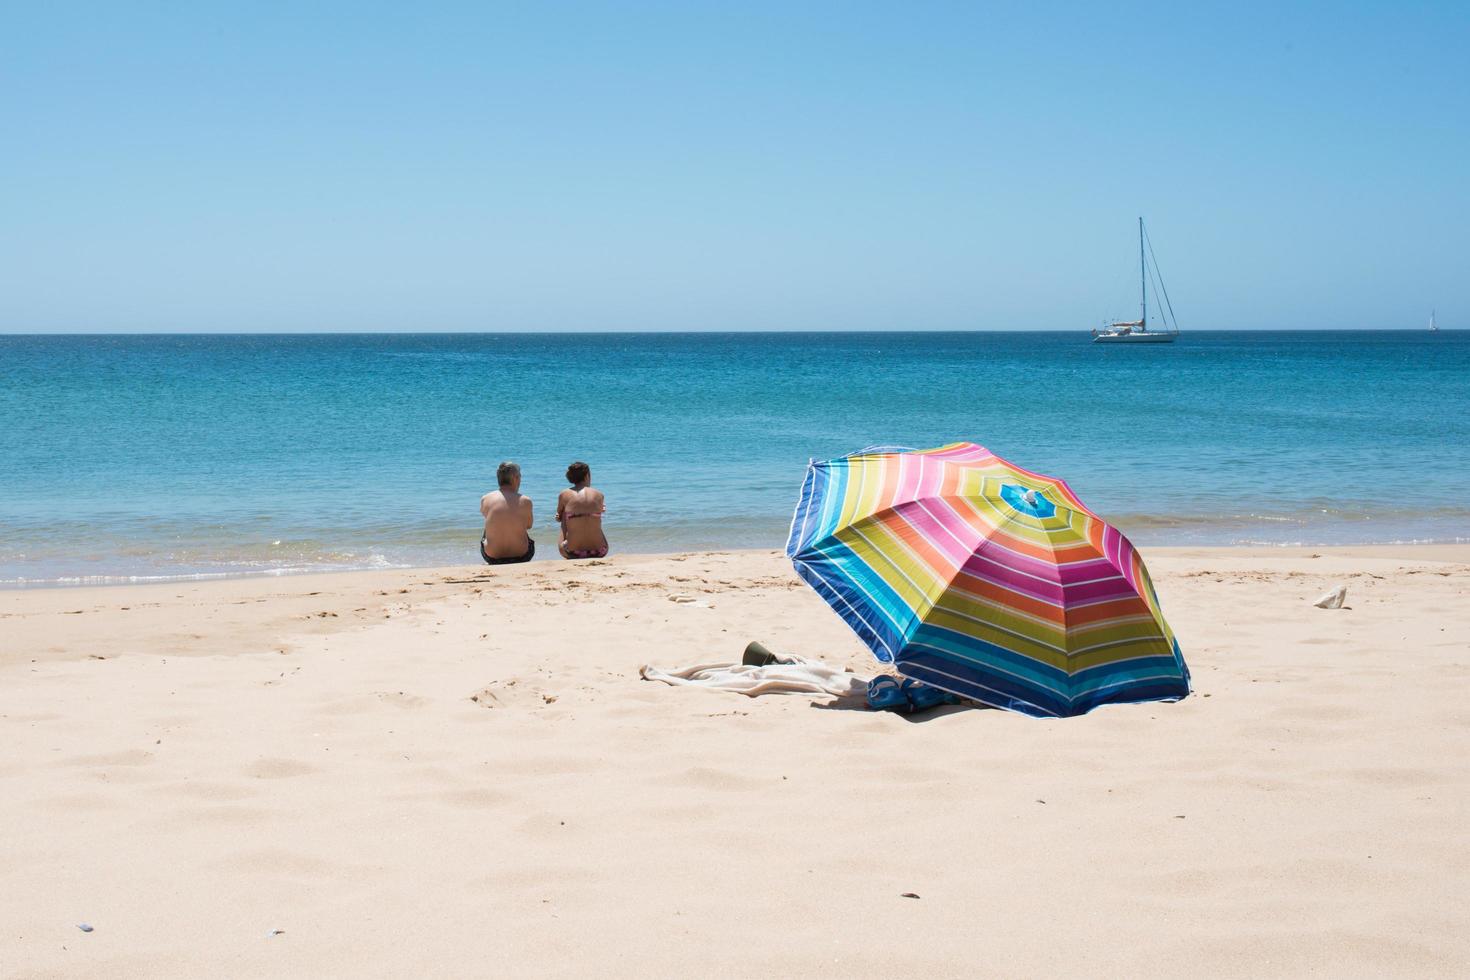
[1092,331,1176,344]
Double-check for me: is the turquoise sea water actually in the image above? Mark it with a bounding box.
[2,331,1467,586]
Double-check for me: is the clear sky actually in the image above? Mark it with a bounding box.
[3,1,1466,332]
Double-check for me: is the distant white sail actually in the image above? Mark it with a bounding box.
[1092,218,1180,344]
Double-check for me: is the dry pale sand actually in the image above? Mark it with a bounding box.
[2,546,1468,978]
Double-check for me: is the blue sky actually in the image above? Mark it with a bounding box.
[3,1,1465,332]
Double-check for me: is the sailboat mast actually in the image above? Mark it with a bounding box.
[1139,216,1147,329]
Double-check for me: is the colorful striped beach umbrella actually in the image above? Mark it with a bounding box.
[785,443,1190,718]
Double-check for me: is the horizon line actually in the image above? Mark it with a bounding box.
[0,327,1459,337]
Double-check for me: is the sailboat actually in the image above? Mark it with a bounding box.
[1430,309,1439,332]
[1092,217,1180,344]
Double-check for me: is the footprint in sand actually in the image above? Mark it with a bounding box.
[470,680,560,710]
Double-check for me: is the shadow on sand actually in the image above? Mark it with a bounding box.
[808,700,984,723]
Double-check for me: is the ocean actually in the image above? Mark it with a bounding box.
[2,330,1466,586]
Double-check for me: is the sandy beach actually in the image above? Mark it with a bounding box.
[2,545,1467,977]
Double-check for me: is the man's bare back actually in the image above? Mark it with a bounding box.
[480,462,535,564]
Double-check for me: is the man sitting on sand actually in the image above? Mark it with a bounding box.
[480,461,535,564]
[557,460,607,560]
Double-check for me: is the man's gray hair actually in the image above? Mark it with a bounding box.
[497,461,521,487]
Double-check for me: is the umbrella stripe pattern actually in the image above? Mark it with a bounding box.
[785,442,1190,718]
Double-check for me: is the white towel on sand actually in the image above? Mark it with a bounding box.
[640,655,867,699]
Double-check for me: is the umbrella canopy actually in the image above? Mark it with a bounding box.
[785,442,1190,718]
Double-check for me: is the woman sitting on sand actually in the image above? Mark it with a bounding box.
[557,461,608,560]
